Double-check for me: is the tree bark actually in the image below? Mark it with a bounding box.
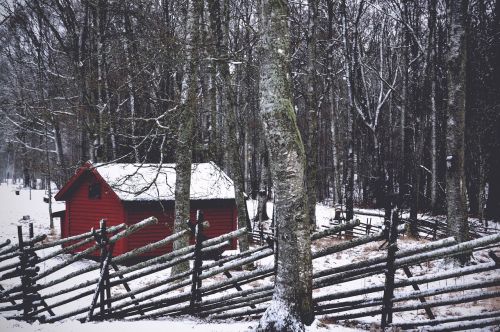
[257,0,313,330]
[171,0,202,276]
[446,0,470,263]
[304,0,319,228]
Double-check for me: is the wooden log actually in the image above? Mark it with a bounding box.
[33,224,126,251]
[413,317,500,332]
[392,310,500,329]
[313,260,499,304]
[312,226,404,260]
[395,232,500,267]
[112,220,209,263]
[313,234,500,291]
[313,237,457,280]
[0,240,11,250]
[202,294,272,316]
[0,234,46,258]
[395,275,500,303]
[85,242,113,322]
[33,217,158,281]
[311,219,360,241]
[149,237,455,320]
[156,287,273,318]
[30,241,230,317]
[38,228,246,300]
[105,247,273,317]
[401,266,434,319]
[36,235,97,264]
[315,276,500,316]
[0,250,22,262]
[210,305,267,320]
[42,226,245,294]
[321,290,500,322]
[108,262,274,320]
[1,218,157,297]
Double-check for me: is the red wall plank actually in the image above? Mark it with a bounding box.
[65,172,126,255]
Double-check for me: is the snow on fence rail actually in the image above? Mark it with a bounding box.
[0,210,498,331]
[208,211,500,331]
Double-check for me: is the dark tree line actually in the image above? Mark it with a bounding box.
[0,0,499,225]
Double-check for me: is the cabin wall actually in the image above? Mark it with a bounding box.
[192,200,237,250]
[66,172,125,254]
[125,204,175,256]
[124,200,237,256]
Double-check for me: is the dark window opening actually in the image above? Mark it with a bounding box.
[89,182,101,199]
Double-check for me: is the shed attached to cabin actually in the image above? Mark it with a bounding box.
[54,161,238,256]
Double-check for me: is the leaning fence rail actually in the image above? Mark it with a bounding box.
[0,209,498,331]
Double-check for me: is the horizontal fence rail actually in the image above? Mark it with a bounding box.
[0,209,498,331]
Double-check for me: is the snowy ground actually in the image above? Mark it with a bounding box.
[0,182,498,331]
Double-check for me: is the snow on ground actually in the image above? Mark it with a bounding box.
[0,183,360,332]
[0,182,498,331]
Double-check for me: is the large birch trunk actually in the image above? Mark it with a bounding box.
[446,0,470,263]
[257,1,313,330]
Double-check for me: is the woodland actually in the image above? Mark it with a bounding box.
[0,0,499,223]
[0,0,499,330]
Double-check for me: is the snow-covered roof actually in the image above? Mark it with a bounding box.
[92,162,235,201]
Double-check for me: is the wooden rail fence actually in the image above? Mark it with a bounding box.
[0,210,498,331]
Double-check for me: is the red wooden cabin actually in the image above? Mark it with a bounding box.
[54,162,238,256]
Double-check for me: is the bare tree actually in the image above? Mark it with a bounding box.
[446,0,470,263]
[257,0,313,330]
[171,0,202,276]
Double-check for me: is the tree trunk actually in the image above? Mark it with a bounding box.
[341,0,355,221]
[171,0,202,276]
[304,0,319,228]
[255,146,270,223]
[446,0,470,264]
[257,0,313,330]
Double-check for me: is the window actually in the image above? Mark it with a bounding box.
[88,182,101,199]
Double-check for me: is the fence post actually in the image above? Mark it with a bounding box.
[17,225,29,318]
[190,210,205,313]
[87,219,114,321]
[381,210,399,329]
